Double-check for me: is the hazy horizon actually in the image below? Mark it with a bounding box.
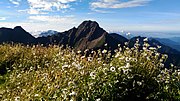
[0,0,180,37]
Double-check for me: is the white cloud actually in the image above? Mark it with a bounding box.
[57,0,77,3]
[27,8,43,14]
[0,18,78,33]
[28,15,76,24]
[18,8,47,15]
[91,0,151,9]
[9,0,21,5]
[0,17,6,21]
[0,15,78,32]
[102,0,118,3]
[27,0,76,14]
[90,9,114,13]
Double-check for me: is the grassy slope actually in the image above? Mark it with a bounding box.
[0,43,179,100]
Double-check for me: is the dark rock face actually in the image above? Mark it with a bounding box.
[73,21,107,51]
[37,20,108,51]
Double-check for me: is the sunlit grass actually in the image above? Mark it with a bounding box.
[0,39,180,100]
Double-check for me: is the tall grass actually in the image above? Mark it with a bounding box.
[0,39,180,101]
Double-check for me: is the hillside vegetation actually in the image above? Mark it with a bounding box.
[0,39,180,100]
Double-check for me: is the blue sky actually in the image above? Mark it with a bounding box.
[0,0,180,37]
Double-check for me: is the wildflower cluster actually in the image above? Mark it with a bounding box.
[0,41,179,100]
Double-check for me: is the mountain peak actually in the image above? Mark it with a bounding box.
[13,26,28,32]
[78,20,99,28]
[14,26,23,30]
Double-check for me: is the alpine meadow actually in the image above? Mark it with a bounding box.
[0,0,180,101]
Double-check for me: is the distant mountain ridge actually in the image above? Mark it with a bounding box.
[0,20,180,67]
[155,38,180,52]
[0,26,35,44]
[170,37,180,44]
[129,37,180,67]
[38,30,59,37]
